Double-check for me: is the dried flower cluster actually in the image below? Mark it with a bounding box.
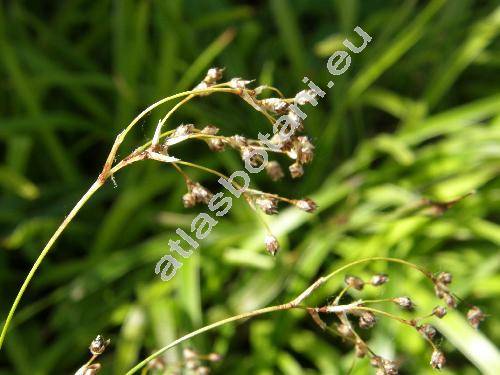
[307,267,487,374]
[153,67,320,256]
[145,348,222,375]
[75,335,110,375]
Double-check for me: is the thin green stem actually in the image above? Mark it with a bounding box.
[125,303,292,375]
[127,257,436,373]
[0,179,103,349]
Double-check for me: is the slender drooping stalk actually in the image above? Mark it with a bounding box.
[125,256,447,374]
[0,72,321,349]
[0,86,243,349]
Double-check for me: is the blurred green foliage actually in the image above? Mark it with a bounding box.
[1,0,499,374]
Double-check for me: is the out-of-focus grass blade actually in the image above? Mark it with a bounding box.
[193,6,254,29]
[175,28,236,92]
[348,0,446,100]
[0,166,39,200]
[425,6,500,108]
[113,305,146,375]
[270,0,307,75]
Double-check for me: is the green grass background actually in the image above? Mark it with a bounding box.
[0,0,499,374]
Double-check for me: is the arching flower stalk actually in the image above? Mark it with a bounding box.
[0,68,319,349]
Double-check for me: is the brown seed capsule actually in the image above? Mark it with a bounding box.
[173,124,195,137]
[394,296,414,310]
[370,356,383,368]
[265,161,284,181]
[201,125,219,135]
[355,341,367,358]
[182,192,197,208]
[432,306,447,318]
[193,81,210,93]
[437,272,453,285]
[295,89,317,105]
[260,98,289,114]
[345,275,364,290]
[434,284,445,299]
[205,67,224,84]
[381,359,399,375]
[229,77,252,89]
[289,162,304,178]
[255,196,278,215]
[185,359,199,370]
[467,306,486,329]
[286,110,304,132]
[241,146,263,167]
[418,324,437,341]
[295,198,318,213]
[443,293,457,308]
[231,135,248,148]
[371,274,389,286]
[183,347,198,361]
[207,138,225,152]
[191,183,213,204]
[89,335,110,356]
[271,133,293,151]
[297,136,315,164]
[430,350,446,370]
[359,311,377,329]
[264,234,280,256]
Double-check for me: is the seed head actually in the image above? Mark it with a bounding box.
[229,77,252,89]
[443,293,457,308]
[394,296,414,310]
[295,89,317,105]
[255,196,278,215]
[371,274,389,286]
[345,275,364,290]
[381,359,399,375]
[296,136,315,164]
[182,192,197,208]
[89,335,110,356]
[430,350,446,370]
[191,183,213,205]
[231,135,248,148]
[286,110,304,132]
[241,146,263,167]
[289,162,304,178]
[200,125,223,151]
[173,123,195,137]
[207,138,225,152]
[205,67,224,84]
[264,234,280,256]
[418,324,437,341]
[183,347,198,361]
[260,98,289,114]
[295,198,318,213]
[432,306,447,318]
[359,311,377,329]
[265,161,284,181]
[437,272,452,285]
[355,341,367,358]
[201,125,219,135]
[467,306,486,329]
